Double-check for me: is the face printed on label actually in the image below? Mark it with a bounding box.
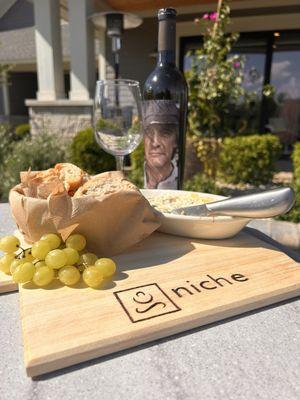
[142,100,179,189]
[144,123,178,169]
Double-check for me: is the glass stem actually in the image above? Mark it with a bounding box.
[116,155,124,172]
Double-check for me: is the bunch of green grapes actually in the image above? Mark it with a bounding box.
[0,233,116,288]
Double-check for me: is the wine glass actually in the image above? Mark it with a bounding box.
[93,79,143,172]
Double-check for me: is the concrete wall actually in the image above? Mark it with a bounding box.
[27,101,93,138]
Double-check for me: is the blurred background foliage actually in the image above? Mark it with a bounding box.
[0,122,298,222]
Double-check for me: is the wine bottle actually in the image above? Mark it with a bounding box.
[143,7,187,190]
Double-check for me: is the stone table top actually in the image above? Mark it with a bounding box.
[0,203,299,400]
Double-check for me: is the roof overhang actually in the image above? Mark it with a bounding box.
[92,0,300,17]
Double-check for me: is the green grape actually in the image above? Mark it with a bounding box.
[35,261,46,268]
[0,235,20,253]
[95,258,116,278]
[40,233,61,250]
[10,258,25,274]
[0,253,16,274]
[12,262,35,283]
[45,249,67,269]
[80,252,98,266]
[32,266,54,287]
[58,266,81,286]
[63,248,79,265]
[82,266,103,288]
[31,241,51,260]
[66,234,86,251]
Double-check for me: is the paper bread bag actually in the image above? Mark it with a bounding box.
[9,171,160,256]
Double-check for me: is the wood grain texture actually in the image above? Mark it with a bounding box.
[0,271,17,293]
[19,231,300,377]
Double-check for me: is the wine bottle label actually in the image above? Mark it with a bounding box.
[143,100,179,189]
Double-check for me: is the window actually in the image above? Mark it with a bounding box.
[269,32,300,150]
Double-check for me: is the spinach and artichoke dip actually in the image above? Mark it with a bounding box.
[146,192,214,213]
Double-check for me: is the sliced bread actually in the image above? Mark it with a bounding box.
[73,171,138,198]
[54,163,86,192]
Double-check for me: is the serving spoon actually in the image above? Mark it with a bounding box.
[173,187,295,218]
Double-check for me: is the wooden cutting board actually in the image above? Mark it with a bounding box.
[19,230,300,377]
[0,271,17,293]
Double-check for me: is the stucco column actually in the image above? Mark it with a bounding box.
[97,27,106,81]
[68,0,95,100]
[33,0,65,100]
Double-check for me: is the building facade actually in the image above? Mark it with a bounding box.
[0,0,300,140]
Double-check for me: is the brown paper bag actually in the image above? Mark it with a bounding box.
[9,172,160,256]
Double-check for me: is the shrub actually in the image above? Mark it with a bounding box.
[292,142,300,185]
[193,137,222,178]
[277,144,300,222]
[0,124,15,166]
[0,125,18,198]
[184,173,228,196]
[277,184,300,223]
[69,128,115,175]
[128,142,144,187]
[0,133,67,200]
[218,134,282,185]
[14,123,30,140]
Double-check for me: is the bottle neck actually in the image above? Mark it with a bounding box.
[157,50,175,66]
[157,18,176,66]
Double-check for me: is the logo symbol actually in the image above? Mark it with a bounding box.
[114,283,181,323]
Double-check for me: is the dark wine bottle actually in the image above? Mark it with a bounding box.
[143,7,188,190]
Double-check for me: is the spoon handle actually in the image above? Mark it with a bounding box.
[206,187,295,218]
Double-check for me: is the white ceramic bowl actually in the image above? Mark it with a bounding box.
[141,189,250,240]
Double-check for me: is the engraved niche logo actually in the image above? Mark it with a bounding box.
[114,273,249,323]
[113,283,181,323]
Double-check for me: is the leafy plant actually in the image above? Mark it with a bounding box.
[0,124,15,166]
[0,133,67,200]
[14,123,30,140]
[276,169,300,224]
[218,134,282,185]
[184,173,228,196]
[69,128,115,175]
[128,142,144,188]
[292,142,300,185]
[0,63,12,85]
[276,184,300,223]
[186,0,245,139]
[277,143,300,223]
[193,137,222,178]
[0,124,25,198]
